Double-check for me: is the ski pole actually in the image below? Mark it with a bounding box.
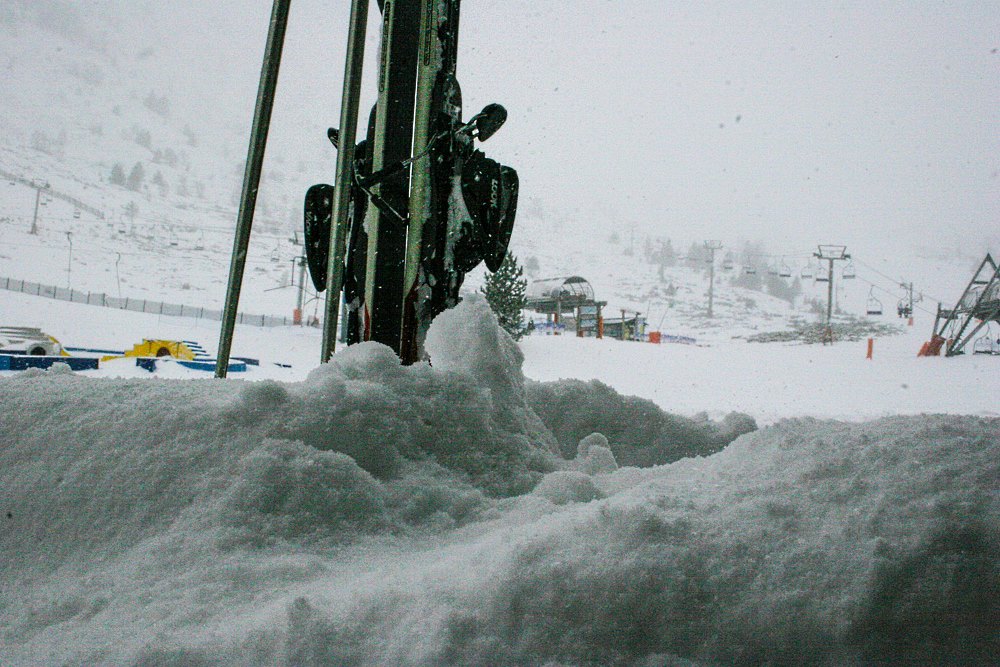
[216,0,290,378]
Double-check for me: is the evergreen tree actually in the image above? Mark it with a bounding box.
[152,170,168,196]
[126,162,145,191]
[661,239,677,267]
[684,241,705,269]
[110,163,126,186]
[481,252,528,340]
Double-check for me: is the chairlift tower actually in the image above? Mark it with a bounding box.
[704,240,723,318]
[30,186,42,235]
[814,244,850,344]
[931,254,1000,356]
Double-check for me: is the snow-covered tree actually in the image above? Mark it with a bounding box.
[110,163,126,186]
[481,252,528,340]
[152,170,168,197]
[126,162,145,192]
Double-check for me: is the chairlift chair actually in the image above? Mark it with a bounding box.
[815,264,830,283]
[767,263,779,276]
[73,209,81,219]
[744,265,757,275]
[800,264,814,279]
[972,328,995,355]
[722,258,734,271]
[866,288,883,316]
[842,260,856,279]
[779,260,792,278]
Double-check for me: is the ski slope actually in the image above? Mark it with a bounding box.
[3,285,998,425]
[1,298,996,665]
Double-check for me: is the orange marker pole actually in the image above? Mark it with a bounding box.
[866,337,874,360]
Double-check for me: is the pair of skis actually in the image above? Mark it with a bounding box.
[305,0,519,364]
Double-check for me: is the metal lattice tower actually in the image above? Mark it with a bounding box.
[813,245,850,344]
[704,240,722,318]
[932,254,1000,356]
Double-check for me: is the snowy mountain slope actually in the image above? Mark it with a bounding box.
[2,2,989,333]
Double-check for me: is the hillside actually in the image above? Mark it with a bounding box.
[2,2,989,338]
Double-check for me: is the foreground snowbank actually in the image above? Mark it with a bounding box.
[0,298,996,665]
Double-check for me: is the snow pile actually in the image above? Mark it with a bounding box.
[0,298,996,665]
[527,378,757,466]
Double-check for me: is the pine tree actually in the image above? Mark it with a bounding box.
[481,252,528,340]
[110,163,126,186]
[126,162,145,192]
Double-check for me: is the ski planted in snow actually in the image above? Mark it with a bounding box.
[304,0,519,363]
[360,0,421,354]
[399,0,519,363]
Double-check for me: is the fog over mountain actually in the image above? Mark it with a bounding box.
[4,0,996,256]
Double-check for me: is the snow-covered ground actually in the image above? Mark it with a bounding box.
[3,287,997,426]
[1,298,997,665]
[2,4,998,664]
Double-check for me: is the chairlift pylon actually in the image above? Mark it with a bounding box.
[866,288,883,316]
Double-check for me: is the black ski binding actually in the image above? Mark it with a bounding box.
[460,150,519,272]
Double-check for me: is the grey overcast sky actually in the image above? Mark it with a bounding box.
[97,1,1000,251]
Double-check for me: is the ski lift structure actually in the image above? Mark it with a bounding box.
[866,288,883,316]
[525,276,605,336]
[931,253,1000,356]
[722,257,734,271]
[842,259,856,279]
[778,259,792,278]
[815,263,830,283]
